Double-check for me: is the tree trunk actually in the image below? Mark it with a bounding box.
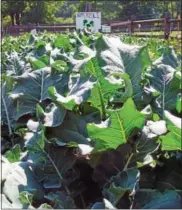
[15,13,20,25]
[10,12,15,25]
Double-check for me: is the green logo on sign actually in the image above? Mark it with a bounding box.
[83,20,94,31]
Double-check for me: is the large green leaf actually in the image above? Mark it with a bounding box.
[26,102,66,131]
[88,98,145,152]
[164,110,181,129]
[34,40,47,56]
[3,162,44,207]
[36,103,66,127]
[39,55,52,66]
[5,144,21,163]
[46,112,90,145]
[108,73,133,104]
[54,34,72,51]
[48,129,89,145]
[24,125,46,161]
[83,57,120,120]
[160,129,181,151]
[44,191,76,209]
[103,168,140,206]
[153,47,179,69]
[154,155,182,191]
[145,51,180,118]
[25,125,77,190]
[24,128,48,165]
[29,57,47,70]
[129,121,164,168]
[10,67,69,119]
[6,52,30,76]
[34,145,77,190]
[57,38,96,73]
[92,144,132,185]
[133,190,182,209]
[19,191,33,205]
[48,74,97,110]
[51,60,69,72]
[95,35,151,107]
[160,112,182,151]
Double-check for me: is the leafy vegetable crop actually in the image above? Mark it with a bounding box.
[1,31,182,209]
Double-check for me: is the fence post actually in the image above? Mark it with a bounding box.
[129,15,136,35]
[177,14,180,35]
[164,12,171,39]
[85,2,91,12]
[16,26,20,36]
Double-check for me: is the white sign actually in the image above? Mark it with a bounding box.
[102,25,111,33]
[30,29,37,36]
[76,12,101,32]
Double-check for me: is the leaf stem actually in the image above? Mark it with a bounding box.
[2,95,13,136]
[35,138,72,196]
[162,77,166,119]
[80,194,86,209]
[97,84,106,120]
[90,59,106,120]
[123,152,134,171]
[42,149,71,195]
[40,70,44,103]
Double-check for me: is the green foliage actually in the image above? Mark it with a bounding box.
[5,144,21,163]
[83,57,120,120]
[1,31,182,209]
[2,0,180,26]
[103,168,140,206]
[88,98,145,152]
[133,190,182,209]
[160,119,181,151]
[44,191,76,209]
[54,35,72,51]
[19,191,33,205]
[2,1,66,25]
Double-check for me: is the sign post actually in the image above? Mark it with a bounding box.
[164,12,171,39]
[76,12,101,32]
[102,25,111,33]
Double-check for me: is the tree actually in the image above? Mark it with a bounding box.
[21,1,65,24]
[2,0,65,25]
[2,0,180,26]
[2,0,26,25]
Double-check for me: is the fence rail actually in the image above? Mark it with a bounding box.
[110,14,181,39]
[3,24,76,36]
[2,13,181,39]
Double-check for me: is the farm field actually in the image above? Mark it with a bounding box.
[1,31,182,209]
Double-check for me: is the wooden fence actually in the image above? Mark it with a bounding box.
[2,13,181,39]
[2,24,76,36]
[110,13,181,39]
